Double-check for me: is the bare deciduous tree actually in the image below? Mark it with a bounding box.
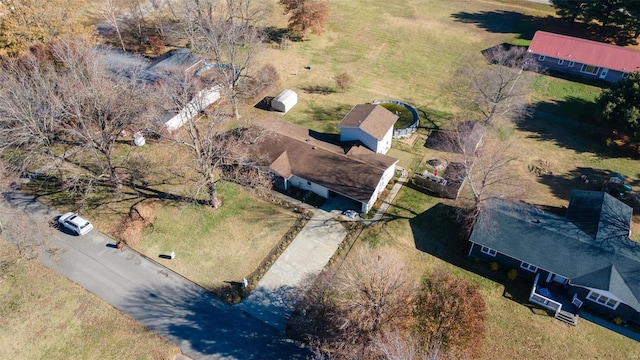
[290,247,417,360]
[99,0,127,51]
[157,68,269,208]
[52,41,158,193]
[0,51,67,178]
[453,46,538,126]
[0,39,158,195]
[125,0,146,46]
[279,0,329,39]
[237,63,280,99]
[172,0,267,119]
[438,120,523,231]
[291,248,488,359]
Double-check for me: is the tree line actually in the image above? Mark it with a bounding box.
[0,0,331,209]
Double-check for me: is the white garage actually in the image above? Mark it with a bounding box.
[271,89,298,114]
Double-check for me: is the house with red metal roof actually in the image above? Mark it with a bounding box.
[527,31,640,82]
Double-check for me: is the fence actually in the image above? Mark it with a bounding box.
[372,100,420,139]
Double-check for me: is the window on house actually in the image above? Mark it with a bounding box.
[586,291,619,309]
[568,61,575,67]
[558,59,564,65]
[520,261,538,272]
[580,64,599,75]
[480,246,496,257]
[538,55,546,61]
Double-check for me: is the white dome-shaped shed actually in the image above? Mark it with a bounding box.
[271,89,298,114]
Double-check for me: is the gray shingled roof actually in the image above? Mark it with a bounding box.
[469,190,640,312]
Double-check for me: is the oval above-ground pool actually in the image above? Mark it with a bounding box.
[372,100,419,139]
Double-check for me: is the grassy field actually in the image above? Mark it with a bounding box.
[255,0,640,357]
[258,0,581,130]
[134,182,299,291]
[0,242,180,360]
[15,0,640,357]
[360,186,640,359]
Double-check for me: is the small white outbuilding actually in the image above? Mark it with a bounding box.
[271,89,297,114]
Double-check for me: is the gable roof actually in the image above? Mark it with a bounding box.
[337,104,398,140]
[469,190,640,312]
[528,31,640,73]
[253,118,398,203]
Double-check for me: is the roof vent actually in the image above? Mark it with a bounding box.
[312,146,316,150]
[305,138,310,142]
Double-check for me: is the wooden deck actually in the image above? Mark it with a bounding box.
[529,274,579,326]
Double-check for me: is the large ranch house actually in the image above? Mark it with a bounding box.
[253,104,399,213]
[528,31,640,82]
[469,191,640,327]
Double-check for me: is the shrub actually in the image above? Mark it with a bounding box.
[490,262,499,271]
[507,268,518,280]
[613,316,624,326]
[334,72,354,92]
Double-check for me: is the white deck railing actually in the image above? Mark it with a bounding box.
[529,273,562,315]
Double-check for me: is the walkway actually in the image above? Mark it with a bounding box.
[1,191,308,360]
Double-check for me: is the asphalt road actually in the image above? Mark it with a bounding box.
[2,191,308,360]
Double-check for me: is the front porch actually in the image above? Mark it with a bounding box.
[529,273,580,326]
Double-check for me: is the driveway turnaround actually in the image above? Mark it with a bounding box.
[2,191,308,360]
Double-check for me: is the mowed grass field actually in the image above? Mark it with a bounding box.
[0,242,179,360]
[255,0,640,357]
[134,182,298,290]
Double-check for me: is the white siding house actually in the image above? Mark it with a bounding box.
[254,118,399,214]
[337,104,397,154]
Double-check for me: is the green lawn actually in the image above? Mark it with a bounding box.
[360,186,640,359]
[134,182,299,290]
[16,0,640,357]
[258,0,640,357]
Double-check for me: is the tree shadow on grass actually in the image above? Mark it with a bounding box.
[414,105,451,131]
[534,166,639,203]
[119,282,309,359]
[300,85,335,95]
[410,203,471,267]
[525,98,640,159]
[303,103,352,133]
[450,10,639,45]
[519,99,617,156]
[262,26,295,43]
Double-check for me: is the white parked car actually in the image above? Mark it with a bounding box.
[342,209,358,219]
[58,212,94,236]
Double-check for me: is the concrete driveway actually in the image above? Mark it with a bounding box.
[1,191,308,360]
[238,207,346,332]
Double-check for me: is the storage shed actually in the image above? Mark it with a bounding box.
[271,89,298,114]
